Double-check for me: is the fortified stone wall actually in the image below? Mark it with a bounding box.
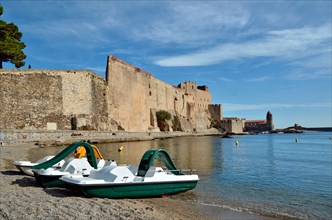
[221,118,244,133]
[0,55,221,133]
[106,55,214,132]
[208,104,223,121]
[107,56,185,131]
[0,70,108,130]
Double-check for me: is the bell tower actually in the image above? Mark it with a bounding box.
[266,111,274,131]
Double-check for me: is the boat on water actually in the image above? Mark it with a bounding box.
[60,149,199,199]
[32,142,112,188]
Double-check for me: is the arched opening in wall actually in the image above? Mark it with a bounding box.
[149,91,152,96]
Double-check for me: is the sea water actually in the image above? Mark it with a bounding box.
[95,132,332,219]
[29,132,332,219]
[192,132,332,219]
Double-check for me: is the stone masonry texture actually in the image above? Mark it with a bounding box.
[0,55,222,132]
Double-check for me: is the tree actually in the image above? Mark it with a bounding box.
[0,4,26,68]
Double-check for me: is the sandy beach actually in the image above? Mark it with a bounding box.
[0,142,212,220]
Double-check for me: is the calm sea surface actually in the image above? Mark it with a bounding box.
[30,132,332,219]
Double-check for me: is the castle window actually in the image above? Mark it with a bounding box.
[149,91,152,96]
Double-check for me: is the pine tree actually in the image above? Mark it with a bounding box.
[0,4,26,68]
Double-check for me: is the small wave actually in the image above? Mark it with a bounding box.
[187,199,304,220]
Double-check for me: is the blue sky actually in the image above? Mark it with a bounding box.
[1,0,331,129]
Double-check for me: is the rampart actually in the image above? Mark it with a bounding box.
[106,56,214,132]
[0,55,222,133]
[208,104,223,121]
[0,70,108,130]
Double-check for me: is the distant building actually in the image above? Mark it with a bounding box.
[220,117,245,134]
[244,111,274,133]
[266,111,274,130]
[220,111,274,134]
[244,119,267,132]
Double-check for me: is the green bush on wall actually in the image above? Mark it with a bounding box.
[156,110,172,121]
[156,110,171,131]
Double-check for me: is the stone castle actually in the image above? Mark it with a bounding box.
[0,55,222,132]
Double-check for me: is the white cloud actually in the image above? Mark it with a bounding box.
[285,69,331,80]
[218,77,233,82]
[132,2,250,45]
[246,76,272,82]
[296,52,331,69]
[285,50,332,80]
[23,20,110,45]
[153,23,331,67]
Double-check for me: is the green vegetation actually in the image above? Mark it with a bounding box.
[156,110,172,121]
[156,111,183,132]
[0,4,26,68]
[156,110,171,131]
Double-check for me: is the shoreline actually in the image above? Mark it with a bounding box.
[0,133,277,220]
[0,142,209,220]
[3,129,327,147]
[0,130,223,146]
